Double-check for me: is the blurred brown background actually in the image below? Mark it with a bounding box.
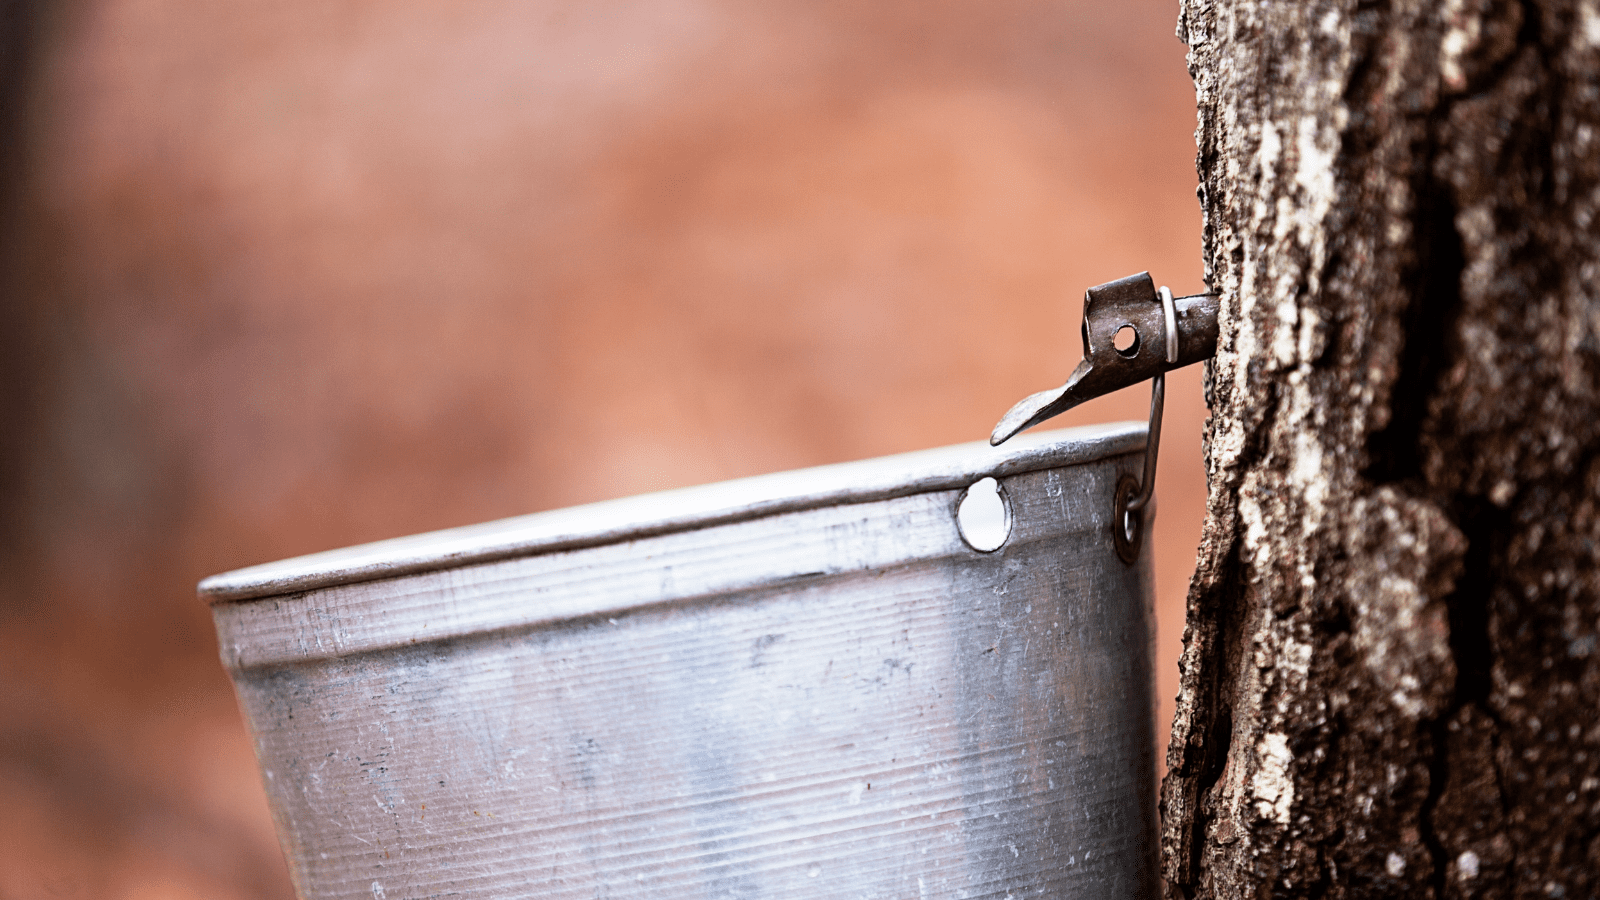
[0,1,1204,897]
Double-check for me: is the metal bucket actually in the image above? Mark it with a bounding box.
[201,423,1158,899]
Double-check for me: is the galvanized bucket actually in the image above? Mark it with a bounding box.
[201,423,1158,899]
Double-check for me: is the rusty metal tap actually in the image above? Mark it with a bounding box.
[990,272,1218,561]
[991,272,1218,446]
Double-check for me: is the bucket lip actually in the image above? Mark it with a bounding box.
[199,421,1146,604]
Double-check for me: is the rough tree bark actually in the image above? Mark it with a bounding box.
[1160,1,1600,897]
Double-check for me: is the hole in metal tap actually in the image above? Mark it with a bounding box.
[957,477,1010,552]
[1113,324,1140,357]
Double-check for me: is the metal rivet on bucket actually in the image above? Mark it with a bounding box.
[955,475,1010,552]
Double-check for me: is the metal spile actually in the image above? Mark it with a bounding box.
[990,272,1218,446]
[990,272,1218,562]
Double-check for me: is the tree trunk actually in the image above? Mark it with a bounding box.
[1160,0,1600,897]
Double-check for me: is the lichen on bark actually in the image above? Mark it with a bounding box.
[1161,0,1600,897]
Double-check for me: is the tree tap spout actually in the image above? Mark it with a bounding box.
[990,271,1218,562]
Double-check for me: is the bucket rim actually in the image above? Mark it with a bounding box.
[199,421,1146,604]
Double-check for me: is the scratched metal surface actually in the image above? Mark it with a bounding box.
[208,425,1158,899]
